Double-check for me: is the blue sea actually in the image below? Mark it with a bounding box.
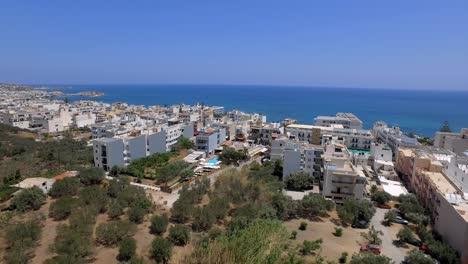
[53,84,468,137]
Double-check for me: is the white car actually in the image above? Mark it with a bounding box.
[395,215,409,225]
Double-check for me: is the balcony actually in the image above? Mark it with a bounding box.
[332,180,354,185]
[331,190,353,195]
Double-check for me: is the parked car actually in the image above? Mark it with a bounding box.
[407,239,423,247]
[394,215,409,225]
[352,220,369,229]
[360,244,381,254]
[378,203,392,209]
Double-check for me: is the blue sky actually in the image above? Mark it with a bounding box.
[1,0,467,90]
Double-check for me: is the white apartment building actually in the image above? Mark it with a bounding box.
[93,122,193,170]
[2,111,30,129]
[271,137,324,181]
[373,121,420,159]
[322,143,367,203]
[286,124,373,150]
[314,112,363,130]
[93,129,167,170]
[72,112,96,128]
[370,143,398,181]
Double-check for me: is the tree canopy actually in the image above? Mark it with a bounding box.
[11,186,46,212]
[285,171,314,191]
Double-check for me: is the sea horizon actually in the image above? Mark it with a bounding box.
[41,84,468,137]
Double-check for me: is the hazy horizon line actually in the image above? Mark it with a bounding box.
[10,82,468,92]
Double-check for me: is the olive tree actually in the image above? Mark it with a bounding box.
[11,186,46,212]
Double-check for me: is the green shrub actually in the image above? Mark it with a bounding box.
[150,214,169,235]
[349,252,393,264]
[397,226,416,244]
[5,219,42,264]
[78,167,105,185]
[299,221,308,230]
[339,252,348,263]
[337,198,375,225]
[290,230,298,239]
[371,190,391,205]
[49,177,80,198]
[334,227,343,237]
[96,221,136,246]
[151,237,172,263]
[285,171,314,191]
[118,237,136,262]
[168,224,191,246]
[301,239,322,255]
[107,200,124,219]
[11,186,46,212]
[79,186,108,213]
[128,205,147,224]
[49,197,77,220]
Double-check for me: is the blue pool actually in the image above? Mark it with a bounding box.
[207,157,219,165]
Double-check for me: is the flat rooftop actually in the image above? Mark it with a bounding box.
[423,171,458,194]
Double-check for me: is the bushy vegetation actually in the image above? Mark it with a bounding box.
[187,219,289,263]
[154,160,193,184]
[49,197,78,220]
[96,220,136,246]
[49,206,97,262]
[371,190,391,205]
[349,252,393,264]
[44,174,152,262]
[11,186,46,212]
[361,225,383,245]
[4,218,42,264]
[334,227,343,237]
[150,214,169,235]
[78,167,105,185]
[337,198,375,225]
[171,178,210,223]
[80,185,109,213]
[124,152,177,180]
[218,147,248,165]
[49,177,81,198]
[397,226,416,244]
[118,237,137,262]
[301,238,323,256]
[172,136,194,152]
[285,171,314,191]
[299,221,308,230]
[406,249,435,264]
[151,237,172,264]
[0,124,92,184]
[383,209,397,226]
[398,194,425,215]
[168,224,191,246]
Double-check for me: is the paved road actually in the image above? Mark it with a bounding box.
[371,208,405,263]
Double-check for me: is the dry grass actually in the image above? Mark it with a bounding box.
[284,213,365,263]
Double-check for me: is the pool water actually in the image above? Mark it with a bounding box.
[207,157,219,165]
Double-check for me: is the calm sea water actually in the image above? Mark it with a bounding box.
[55,84,468,137]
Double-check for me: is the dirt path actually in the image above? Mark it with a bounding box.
[133,215,155,262]
[31,198,62,264]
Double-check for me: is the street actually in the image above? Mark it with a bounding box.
[370,208,407,263]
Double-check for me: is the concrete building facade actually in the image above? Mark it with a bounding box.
[314,112,363,129]
[195,128,226,155]
[322,143,367,203]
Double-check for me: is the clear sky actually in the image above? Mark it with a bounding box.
[1,0,467,90]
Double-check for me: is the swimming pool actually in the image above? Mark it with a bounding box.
[207,157,219,165]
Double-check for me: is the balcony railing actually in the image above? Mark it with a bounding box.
[331,190,353,195]
[332,180,354,184]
